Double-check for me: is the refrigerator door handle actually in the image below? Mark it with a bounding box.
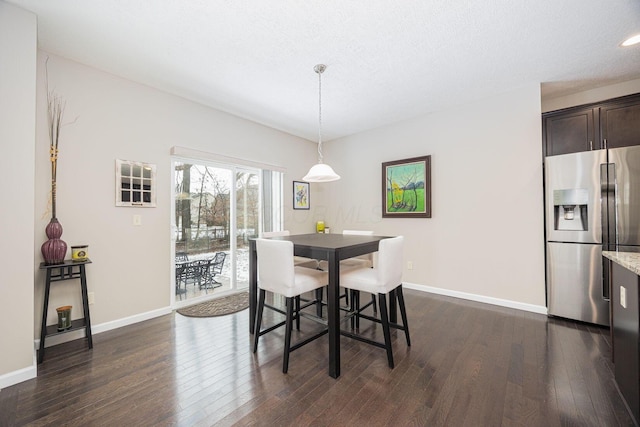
[600,162,616,301]
[608,162,616,249]
[600,163,609,249]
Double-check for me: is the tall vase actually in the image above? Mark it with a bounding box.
[41,217,67,265]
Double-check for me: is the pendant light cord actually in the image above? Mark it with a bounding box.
[316,64,324,163]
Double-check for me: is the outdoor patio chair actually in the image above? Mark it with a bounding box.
[200,252,226,291]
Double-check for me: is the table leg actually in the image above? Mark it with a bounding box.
[38,270,52,364]
[249,240,257,334]
[327,252,340,378]
[79,264,93,348]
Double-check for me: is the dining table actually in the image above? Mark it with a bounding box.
[248,232,392,378]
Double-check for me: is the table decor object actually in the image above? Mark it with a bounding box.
[56,305,72,331]
[41,61,68,264]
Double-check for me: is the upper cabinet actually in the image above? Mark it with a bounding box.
[543,93,640,157]
[600,98,640,149]
[543,106,596,156]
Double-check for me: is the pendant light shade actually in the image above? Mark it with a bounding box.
[303,162,340,182]
[303,64,340,183]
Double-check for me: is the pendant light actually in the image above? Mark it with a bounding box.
[303,64,340,182]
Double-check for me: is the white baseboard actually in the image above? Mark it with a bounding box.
[0,364,37,390]
[402,282,548,315]
[91,306,172,335]
[34,306,172,349]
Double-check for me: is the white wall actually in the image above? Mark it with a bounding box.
[321,85,546,308]
[32,54,318,341]
[0,2,37,387]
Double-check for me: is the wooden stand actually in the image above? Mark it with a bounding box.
[38,259,93,364]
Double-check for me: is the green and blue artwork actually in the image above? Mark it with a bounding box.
[382,155,431,218]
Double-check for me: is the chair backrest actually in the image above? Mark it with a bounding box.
[256,238,295,292]
[210,252,226,274]
[261,230,290,238]
[376,236,404,292]
[343,230,375,263]
[342,230,374,236]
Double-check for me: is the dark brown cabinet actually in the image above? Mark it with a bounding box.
[610,260,640,425]
[601,99,640,149]
[543,106,596,156]
[543,93,640,156]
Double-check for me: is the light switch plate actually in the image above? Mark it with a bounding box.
[621,285,627,309]
[133,215,142,226]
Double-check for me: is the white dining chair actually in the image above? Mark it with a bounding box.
[261,230,319,269]
[318,230,377,312]
[253,238,328,373]
[340,236,411,369]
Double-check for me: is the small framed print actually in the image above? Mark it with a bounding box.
[293,181,310,210]
[116,159,157,207]
[382,155,431,218]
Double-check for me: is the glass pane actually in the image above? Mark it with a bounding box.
[121,163,131,176]
[236,171,259,289]
[174,162,233,301]
[133,165,142,177]
[133,191,141,202]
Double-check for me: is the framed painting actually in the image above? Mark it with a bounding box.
[293,181,310,210]
[382,155,431,218]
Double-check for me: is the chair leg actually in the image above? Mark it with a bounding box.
[349,290,359,329]
[253,289,266,353]
[378,293,394,369]
[295,296,301,330]
[283,297,294,373]
[371,294,377,314]
[396,286,411,346]
[316,288,324,317]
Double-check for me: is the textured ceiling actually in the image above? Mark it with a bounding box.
[7,0,640,141]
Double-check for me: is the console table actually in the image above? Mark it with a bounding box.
[38,259,93,364]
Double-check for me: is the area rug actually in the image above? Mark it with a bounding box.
[177,292,249,317]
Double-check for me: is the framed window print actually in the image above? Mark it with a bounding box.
[382,155,431,218]
[116,159,157,207]
[293,181,310,210]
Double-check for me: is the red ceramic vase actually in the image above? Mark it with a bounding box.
[41,218,67,265]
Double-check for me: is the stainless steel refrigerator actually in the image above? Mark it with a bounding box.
[545,146,640,326]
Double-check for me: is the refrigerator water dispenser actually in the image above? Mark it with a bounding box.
[553,189,589,231]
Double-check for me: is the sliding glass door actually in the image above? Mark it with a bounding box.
[172,159,263,304]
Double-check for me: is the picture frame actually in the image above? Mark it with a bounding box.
[293,181,310,210]
[382,155,431,218]
[115,159,157,207]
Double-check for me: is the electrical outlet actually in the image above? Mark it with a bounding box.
[407,261,413,270]
[88,292,95,305]
[133,215,142,226]
[621,286,627,309]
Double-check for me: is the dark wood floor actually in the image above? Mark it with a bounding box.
[0,290,634,426]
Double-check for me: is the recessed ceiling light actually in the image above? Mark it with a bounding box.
[621,34,640,47]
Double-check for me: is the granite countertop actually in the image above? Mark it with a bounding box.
[603,251,640,276]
